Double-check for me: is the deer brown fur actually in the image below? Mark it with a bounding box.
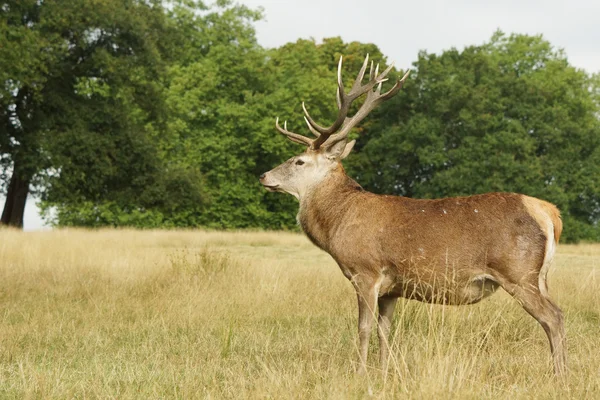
[260,55,566,376]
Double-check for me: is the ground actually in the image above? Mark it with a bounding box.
[0,229,598,398]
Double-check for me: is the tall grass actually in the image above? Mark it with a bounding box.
[0,228,598,398]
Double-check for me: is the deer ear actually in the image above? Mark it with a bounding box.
[325,139,356,160]
[339,139,356,159]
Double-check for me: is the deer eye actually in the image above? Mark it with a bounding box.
[295,159,305,166]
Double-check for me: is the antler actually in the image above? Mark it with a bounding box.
[275,55,410,150]
[275,117,313,146]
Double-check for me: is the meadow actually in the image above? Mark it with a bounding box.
[0,228,598,399]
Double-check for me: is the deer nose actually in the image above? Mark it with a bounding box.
[259,173,266,180]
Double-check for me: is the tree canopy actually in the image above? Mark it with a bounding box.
[1,0,206,227]
[1,2,599,242]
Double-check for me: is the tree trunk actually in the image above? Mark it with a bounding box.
[1,166,30,228]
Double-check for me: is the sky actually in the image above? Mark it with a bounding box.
[241,0,600,74]
[3,0,599,230]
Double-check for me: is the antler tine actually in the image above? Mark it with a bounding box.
[376,62,395,83]
[350,54,370,92]
[303,116,321,138]
[380,69,410,100]
[301,102,325,136]
[347,58,380,99]
[336,54,368,110]
[302,56,350,139]
[275,117,313,146]
[275,56,408,150]
[320,68,411,148]
[335,87,342,110]
[309,55,388,149]
[337,56,344,92]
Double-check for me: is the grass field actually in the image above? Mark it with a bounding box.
[0,228,599,399]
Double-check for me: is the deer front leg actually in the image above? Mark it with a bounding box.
[377,296,397,373]
[355,280,379,375]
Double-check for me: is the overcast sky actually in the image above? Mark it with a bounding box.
[4,0,599,230]
[241,0,600,73]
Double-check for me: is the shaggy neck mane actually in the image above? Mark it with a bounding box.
[298,164,364,251]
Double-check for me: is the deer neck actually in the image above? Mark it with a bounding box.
[297,165,363,251]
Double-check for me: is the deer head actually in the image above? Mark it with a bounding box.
[259,55,410,200]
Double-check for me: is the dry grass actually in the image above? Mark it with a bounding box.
[0,228,599,399]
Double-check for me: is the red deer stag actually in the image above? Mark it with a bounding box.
[259,55,566,376]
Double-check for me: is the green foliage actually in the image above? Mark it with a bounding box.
[2,2,599,242]
[161,31,393,229]
[1,0,207,226]
[347,32,600,242]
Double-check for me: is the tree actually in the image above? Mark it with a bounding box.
[347,32,600,242]
[0,0,205,228]
[158,1,271,228]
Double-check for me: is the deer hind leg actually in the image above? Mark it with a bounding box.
[500,278,566,376]
[542,296,567,375]
[377,296,398,373]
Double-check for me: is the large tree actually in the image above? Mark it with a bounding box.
[346,32,600,242]
[0,0,204,228]
[36,0,267,228]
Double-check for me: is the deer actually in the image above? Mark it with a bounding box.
[259,55,566,376]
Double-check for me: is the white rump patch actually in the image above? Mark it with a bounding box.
[539,219,555,298]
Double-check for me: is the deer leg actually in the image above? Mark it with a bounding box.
[355,282,379,375]
[539,296,567,376]
[377,296,397,373]
[502,281,567,376]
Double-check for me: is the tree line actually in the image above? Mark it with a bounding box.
[1,0,599,242]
